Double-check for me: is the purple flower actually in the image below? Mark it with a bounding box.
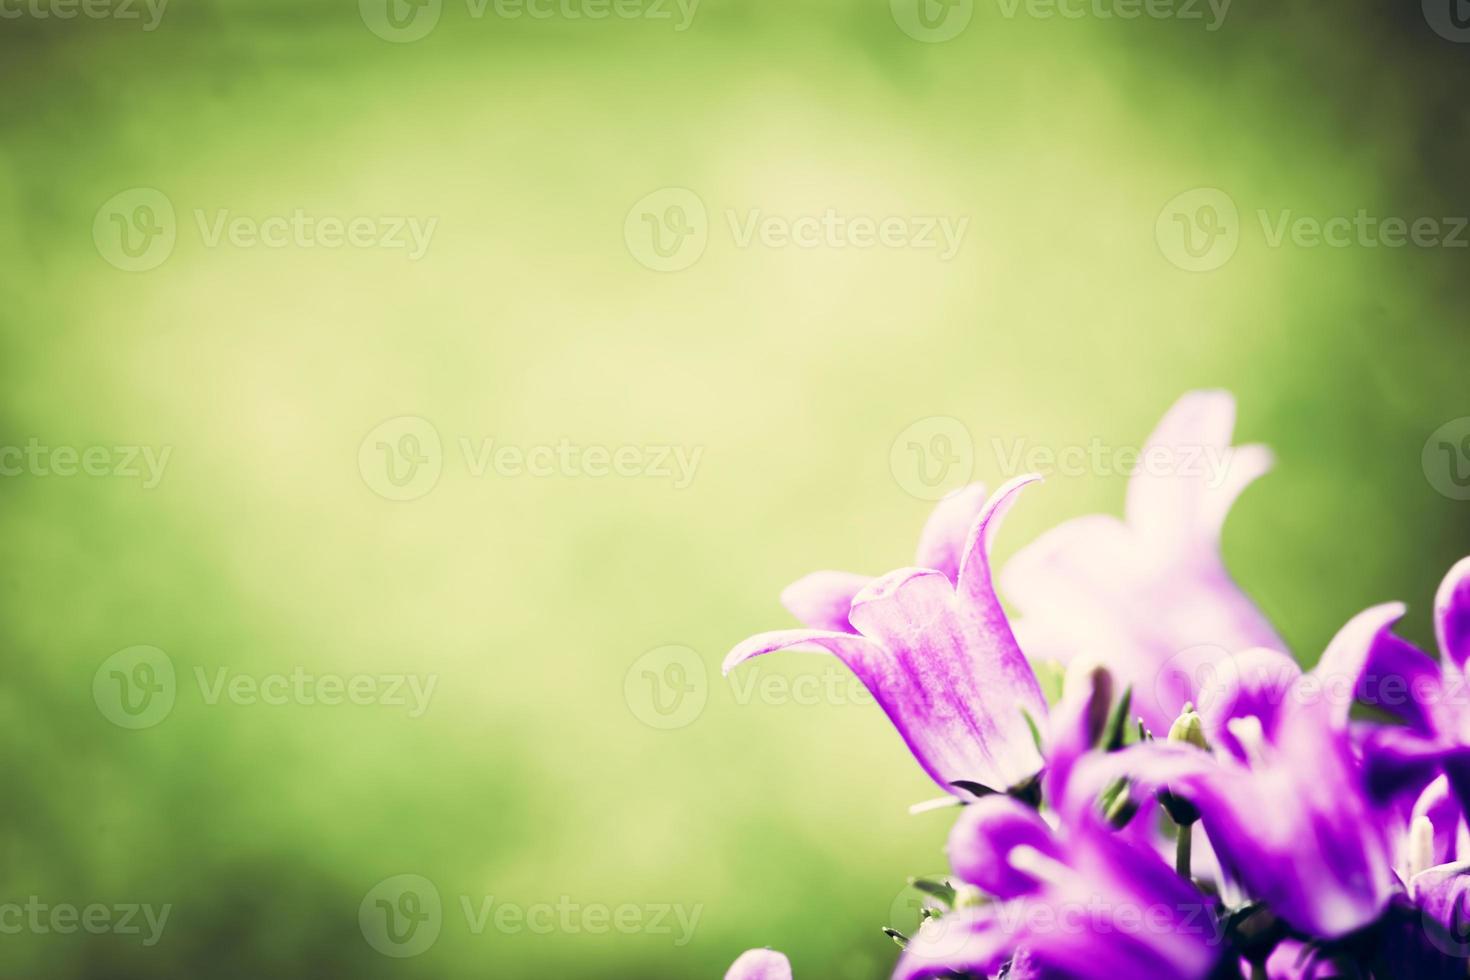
[1082,613,1402,940]
[894,796,1223,980]
[1340,559,1470,807]
[725,948,791,980]
[1000,391,1285,733]
[725,477,1049,796]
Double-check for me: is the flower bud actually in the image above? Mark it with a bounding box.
[1167,703,1209,752]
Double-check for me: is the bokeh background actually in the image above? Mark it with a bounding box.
[2,0,1468,976]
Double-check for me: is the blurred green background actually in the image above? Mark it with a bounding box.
[1,0,1468,976]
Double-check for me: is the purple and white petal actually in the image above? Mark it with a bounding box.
[724,948,792,980]
[1436,557,1470,674]
[779,571,871,634]
[892,906,1016,980]
[947,796,1060,900]
[999,392,1285,732]
[914,482,989,584]
[849,566,1047,792]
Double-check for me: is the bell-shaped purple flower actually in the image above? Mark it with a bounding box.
[726,477,1050,796]
[1000,391,1285,733]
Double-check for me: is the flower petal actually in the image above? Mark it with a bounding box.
[1199,700,1397,938]
[1436,557,1470,674]
[778,571,871,633]
[914,482,989,584]
[1041,665,1115,812]
[1025,820,1223,980]
[1360,726,1453,806]
[724,948,792,980]
[723,628,884,677]
[1123,390,1270,551]
[1308,601,1409,731]
[1411,862,1470,957]
[1412,777,1465,871]
[1196,647,1300,760]
[999,395,1284,733]
[849,567,1047,792]
[947,795,1060,900]
[892,907,1015,980]
[956,473,1043,609]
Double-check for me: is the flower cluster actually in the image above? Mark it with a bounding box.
[720,392,1470,980]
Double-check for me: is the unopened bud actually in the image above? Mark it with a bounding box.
[1168,703,1209,752]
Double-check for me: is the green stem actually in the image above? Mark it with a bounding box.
[1250,963,1267,980]
[1175,822,1192,879]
